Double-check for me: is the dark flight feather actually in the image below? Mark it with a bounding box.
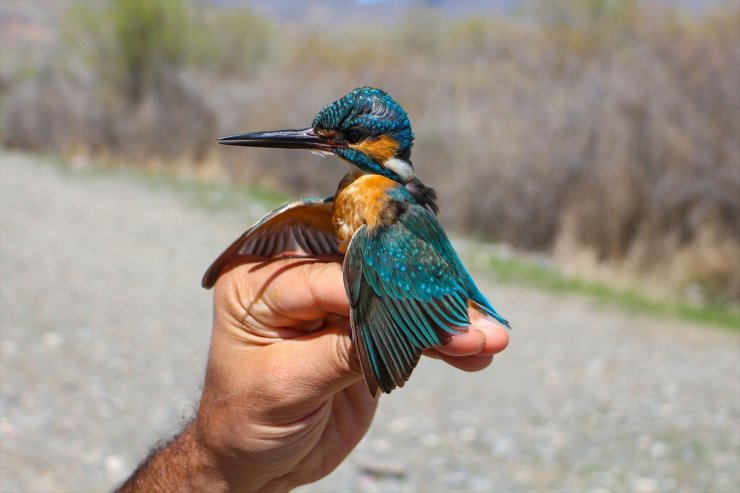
[201,197,338,288]
[202,192,508,396]
[343,200,500,395]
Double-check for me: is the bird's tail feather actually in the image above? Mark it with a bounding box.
[469,291,511,329]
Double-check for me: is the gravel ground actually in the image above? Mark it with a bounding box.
[1,151,738,493]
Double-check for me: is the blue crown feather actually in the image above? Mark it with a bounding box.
[313,87,414,155]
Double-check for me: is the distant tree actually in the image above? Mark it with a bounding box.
[64,0,190,105]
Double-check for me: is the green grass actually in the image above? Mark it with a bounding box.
[134,171,289,212]
[38,151,290,212]
[459,241,740,330]
[23,150,740,330]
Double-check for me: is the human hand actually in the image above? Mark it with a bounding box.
[117,256,508,493]
[194,256,509,492]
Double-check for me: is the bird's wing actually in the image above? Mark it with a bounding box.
[399,206,510,328]
[202,197,338,288]
[343,212,472,396]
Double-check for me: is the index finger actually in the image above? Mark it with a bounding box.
[219,256,350,320]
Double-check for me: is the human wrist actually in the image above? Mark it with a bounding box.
[193,400,292,493]
[116,421,230,493]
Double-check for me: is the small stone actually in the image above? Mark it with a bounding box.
[586,356,608,377]
[356,457,407,478]
[371,438,391,453]
[42,332,62,349]
[158,370,176,386]
[544,370,560,387]
[460,426,477,443]
[442,470,466,487]
[0,416,16,437]
[492,436,515,457]
[387,417,412,434]
[631,477,658,493]
[660,477,678,491]
[420,433,440,448]
[105,454,126,477]
[649,441,667,458]
[0,340,18,357]
[469,475,493,492]
[636,434,652,450]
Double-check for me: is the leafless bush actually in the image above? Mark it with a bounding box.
[2,1,738,300]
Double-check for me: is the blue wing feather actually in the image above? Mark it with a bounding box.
[206,186,509,396]
[345,201,509,394]
[398,206,511,328]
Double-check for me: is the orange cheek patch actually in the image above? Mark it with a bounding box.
[351,135,399,163]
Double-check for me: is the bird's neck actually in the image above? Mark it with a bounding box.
[332,171,402,253]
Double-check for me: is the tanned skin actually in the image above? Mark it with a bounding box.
[116,257,509,493]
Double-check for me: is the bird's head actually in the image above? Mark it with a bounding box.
[219,87,416,183]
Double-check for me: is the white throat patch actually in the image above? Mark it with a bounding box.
[384,157,415,182]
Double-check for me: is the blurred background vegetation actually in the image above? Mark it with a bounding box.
[1,0,738,308]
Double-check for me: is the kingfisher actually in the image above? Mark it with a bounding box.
[202,87,509,396]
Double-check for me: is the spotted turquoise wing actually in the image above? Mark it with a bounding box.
[398,206,510,329]
[202,197,338,288]
[344,215,474,395]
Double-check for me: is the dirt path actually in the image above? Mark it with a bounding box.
[1,151,738,492]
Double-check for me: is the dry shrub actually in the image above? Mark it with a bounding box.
[1,0,738,300]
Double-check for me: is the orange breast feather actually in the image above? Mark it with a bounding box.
[333,174,398,252]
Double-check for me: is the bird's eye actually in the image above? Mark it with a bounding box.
[343,128,367,144]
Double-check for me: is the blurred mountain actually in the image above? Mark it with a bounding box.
[1,0,722,38]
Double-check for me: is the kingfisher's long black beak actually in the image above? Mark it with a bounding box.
[218,127,343,152]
